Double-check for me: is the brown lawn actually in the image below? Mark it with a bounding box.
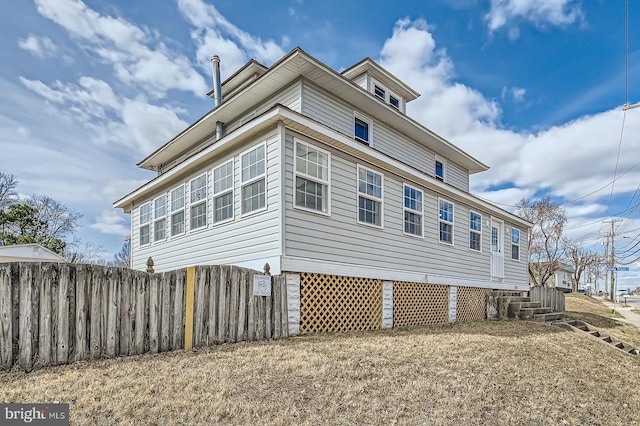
[565,293,640,348]
[2,316,640,425]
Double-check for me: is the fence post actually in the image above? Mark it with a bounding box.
[382,281,394,329]
[184,267,195,350]
[286,274,300,336]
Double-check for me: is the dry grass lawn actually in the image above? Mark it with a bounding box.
[2,318,640,425]
[565,293,640,348]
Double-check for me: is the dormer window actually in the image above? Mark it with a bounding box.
[371,79,403,111]
[389,95,399,109]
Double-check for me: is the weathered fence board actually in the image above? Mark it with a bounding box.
[0,262,288,370]
[530,286,566,312]
[0,264,13,368]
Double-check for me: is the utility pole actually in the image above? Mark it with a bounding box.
[604,219,622,302]
[604,234,609,299]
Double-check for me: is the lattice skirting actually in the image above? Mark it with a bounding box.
[393,282,449,327]
[299,272,382,334]
[457,287,489,322]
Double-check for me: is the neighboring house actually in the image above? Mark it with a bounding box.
[530,262,574,293]
[0,244,66,263]
[114,47,531,292]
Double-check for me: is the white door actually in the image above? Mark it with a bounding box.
[491,219,504,279]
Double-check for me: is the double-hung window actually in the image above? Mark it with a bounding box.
[469,211,482,251]
[294,140,330,214]
[241,144,266,214]
[190,174,207,230]
[213,160,234,223]
[354,113,371,145]
[357,166,383,227]
[438,199,454,244]
[403,185,423,237]
[170,185,185,236]
[139,203,151,246]
[153,195,166,241]
[511,228,520,260]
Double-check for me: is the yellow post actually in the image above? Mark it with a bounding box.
[184,266,195,350]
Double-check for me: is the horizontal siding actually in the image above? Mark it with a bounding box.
[301,82,470,192]
[446,160,469,192]
[503,223,528,285]
[131,128,282,272]
[225,80,301,135]
[283,131,519,283]
[301,80,353,137]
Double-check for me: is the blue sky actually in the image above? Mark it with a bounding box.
[1,0,639,289]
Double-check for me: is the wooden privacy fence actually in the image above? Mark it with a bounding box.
[529,286,565,312]
[0,263,287,370]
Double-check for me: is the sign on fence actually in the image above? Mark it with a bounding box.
[253,275,272,296]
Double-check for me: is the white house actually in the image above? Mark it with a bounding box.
[0,243,67,263]
[114,47,531,293]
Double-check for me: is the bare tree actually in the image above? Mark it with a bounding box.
[26,195,82,245]
[109,241,131,268]
[65,240,105,264]
[0,172,18,208]
[515,196,567,287]
[562,239,601,292]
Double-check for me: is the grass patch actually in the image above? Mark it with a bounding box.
[1,320,640,425]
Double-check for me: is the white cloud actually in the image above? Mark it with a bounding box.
[486,0,583,32]
[18,34,58,58]
[34,0,208,98]
[90,210,130,236]
[378,18,640,218]
[19,76,188,156]
[177,0,286,77]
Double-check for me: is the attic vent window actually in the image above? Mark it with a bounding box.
[389,95,399,109]
[374,85,385,99]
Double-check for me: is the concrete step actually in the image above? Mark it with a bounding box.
[532,312,565,322]
[518,307,553,319]
[499,296,530,303]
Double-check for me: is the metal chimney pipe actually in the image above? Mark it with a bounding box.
[211,55,222,107]
[211,55,224,140]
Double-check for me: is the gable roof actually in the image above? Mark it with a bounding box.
[0,243,66,262]
[137,47,488,175]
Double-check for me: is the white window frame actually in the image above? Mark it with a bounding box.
[213,159,234,224]
[371,79,403,111]
[240,142,267,216]
[511,228,521,261]
[153,195,167,243]
[435,156,446,182]
[438,198,454,245]
[357,165,383,228]
[139,203,151,246]
[469,210,482,252]
[354,112,372,145]
[294,139,331,215]
[403,184,423,238]
[189,173,208,231]
[170,185,185,237]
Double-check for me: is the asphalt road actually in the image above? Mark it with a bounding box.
[619,294,640,310]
